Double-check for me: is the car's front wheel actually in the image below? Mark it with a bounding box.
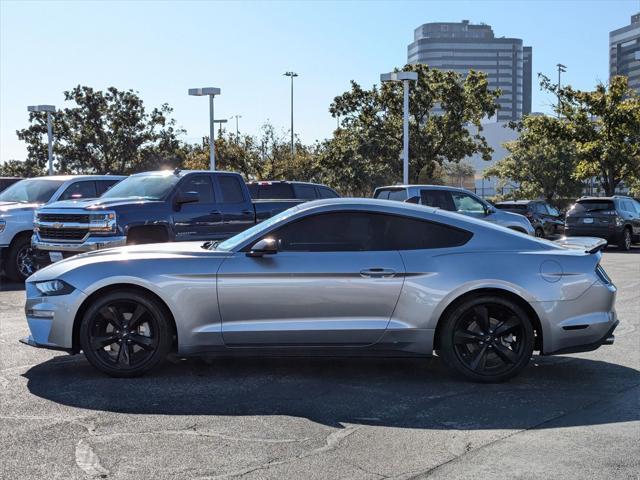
[79,291,173,377]
[438,296,534,383]
[619,228,632,251]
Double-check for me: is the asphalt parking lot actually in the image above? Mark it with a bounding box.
[1,248,638,480]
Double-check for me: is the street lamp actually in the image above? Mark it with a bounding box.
[380,71,418,185]
[188,87,221,170]
[556,63,566,117]
[213,119,227,136]
[27,105,56,175]
[283,72,298,158]
[230,115,242,142]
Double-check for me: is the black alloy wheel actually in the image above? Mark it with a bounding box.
[80,291,173,377]
[6,236,38,282]
[439,296,534,382]
[621,228,632,251]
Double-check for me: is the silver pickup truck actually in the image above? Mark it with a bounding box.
[0,175,124,281]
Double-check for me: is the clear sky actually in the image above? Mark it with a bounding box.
[1,0,638,162]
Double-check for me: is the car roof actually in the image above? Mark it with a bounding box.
[19,175,125,182]
[130,169,239,178]
[247,180,331,188]
[375,184,472,193]
[496,200,537,205]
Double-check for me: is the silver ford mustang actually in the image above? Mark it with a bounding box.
[21,199,618,382]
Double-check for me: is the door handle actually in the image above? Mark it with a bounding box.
[360,268,396,278]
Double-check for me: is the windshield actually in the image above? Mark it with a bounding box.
[101,173,179,200]
[216,207,300,251]
[0,179,64,204]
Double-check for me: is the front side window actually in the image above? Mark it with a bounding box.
[59,181,97,200]
[420,190,455,210]
[0,179,64,204]
[451,192,485,213]
[268,212,472,252]
[318,187,339,199]
[178,175,214,203]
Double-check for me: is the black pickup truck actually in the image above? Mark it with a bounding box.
[32,170,303,265]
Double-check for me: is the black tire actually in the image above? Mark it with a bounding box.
[438,296,534,383]
[79,291,173,377]
[619,228,632,251]
[5,234,37,282]
[534,227,545,238]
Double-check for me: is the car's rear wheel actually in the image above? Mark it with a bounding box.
[6,235,37,282]
[439,296,534,383]
[79,291,172,377]
[619,228,632,251]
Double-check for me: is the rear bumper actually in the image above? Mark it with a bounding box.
[565,226,622,243]
[545,319,618,355]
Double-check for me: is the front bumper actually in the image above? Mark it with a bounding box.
[21,284,87,351]
[32,234,127,253]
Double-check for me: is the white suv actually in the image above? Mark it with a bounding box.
[0,175,124,282]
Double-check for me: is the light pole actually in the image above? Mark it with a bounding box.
[213,119,227,136]
[27,105,56,175]
[230,115,242,143]
[189,87,221,170]
[380,71,418,185]
[556,63,566,117]
[283,72,298,158]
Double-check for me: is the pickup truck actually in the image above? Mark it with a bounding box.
[0,175,124,281]
[32,170,304,267]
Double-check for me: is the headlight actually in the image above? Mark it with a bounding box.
[34,279,75,296]
[89,211,116,233]
[0,219,5,233]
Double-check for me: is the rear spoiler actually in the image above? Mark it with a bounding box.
[553,236,608,254]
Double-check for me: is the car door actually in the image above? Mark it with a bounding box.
[217,211,406,347]
[213,174,255,238]
[172,174,222,240]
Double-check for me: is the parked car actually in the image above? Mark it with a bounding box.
[32,170,305,268]
[0,175,124,281]
[494,200,564,238]
[21,198,617,382]
[247,180,339,200]
[564,196,640,251]
[0,177,23,193]
[374,185,534,235]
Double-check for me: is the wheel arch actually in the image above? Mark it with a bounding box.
[433,287,543,352]
[71,283,178,354]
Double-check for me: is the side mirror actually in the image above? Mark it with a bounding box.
[404,196,421,204]
[483,205,494,215]
[246,237,278,257]
[175,191,200,205]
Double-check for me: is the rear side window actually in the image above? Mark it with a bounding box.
[293,184,317,200]
[218,175,246,203]
[59,181,98,200]
[496,203,527,212]
[249,183,294,199]
[179,175,214,203]
[318,187,339,199]
[420,190,455,210]
[270,212,472,252]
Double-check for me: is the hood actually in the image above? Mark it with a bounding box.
[496,209,529,223]
[44,197,164,210]
[0,202,39,213]
[28,241,234,283]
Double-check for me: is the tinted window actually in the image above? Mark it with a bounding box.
[269,212,472,252]
[293,184,317,200]
[374,190,390,200]
[96,180,119,196]
[569,200,615,215]
[218,175,245,203]
[496,203,527,212]
[620,200,635,213]
[248,183,294,199]
[59,181,97,200]
[420,190,455,210]
[318,187,339,199]
[388,190,408,201]
[451,192,485,213]
[179,175,214,203]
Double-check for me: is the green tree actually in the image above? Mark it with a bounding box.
[443,160,475,187]
[324,63,500,193]
[542,74,640,196]
[4,86,186,177]
[484,116,583,202]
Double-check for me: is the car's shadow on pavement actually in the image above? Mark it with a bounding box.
[23,354,639,430]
